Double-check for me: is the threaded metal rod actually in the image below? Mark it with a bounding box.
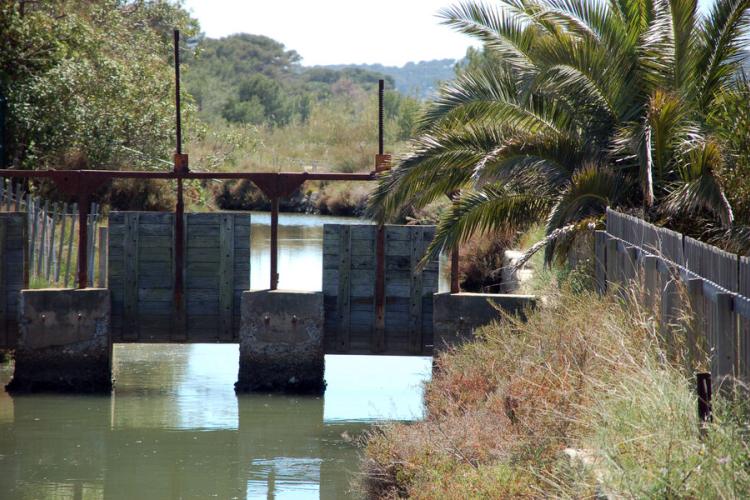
[174,29,182,155]
[378,79,384,155]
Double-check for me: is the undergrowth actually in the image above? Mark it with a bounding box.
[359,278,750,498]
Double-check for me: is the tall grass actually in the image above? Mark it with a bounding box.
[183,91,428,215]
[360,277,750,498]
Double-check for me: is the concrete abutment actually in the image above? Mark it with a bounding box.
[236,290,326,395]
[433,292,537,349]
[6,288,112,394]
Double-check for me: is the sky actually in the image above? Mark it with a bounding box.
[181,0,477,67]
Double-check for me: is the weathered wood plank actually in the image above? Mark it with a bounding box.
[218,213,235,340]
[139,234,172,248]
[186,247,220,263]
[123,213,140,341]
[409,227,423,354]
[336,226,351,352]
[137,223,173,237]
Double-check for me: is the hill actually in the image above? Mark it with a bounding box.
[320,59,458,98]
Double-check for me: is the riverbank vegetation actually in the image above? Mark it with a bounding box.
[361,276,750,498]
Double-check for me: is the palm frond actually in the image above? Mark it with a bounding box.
[695,0,750,111]
[421,186,552,265]
[662,139,735,225]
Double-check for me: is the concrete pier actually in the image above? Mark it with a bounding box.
[6,289,112,393]
[433,292,536,349]
[236,290,326,394]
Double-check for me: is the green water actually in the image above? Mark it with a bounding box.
[0,213,434,499]
[0,346,431,499]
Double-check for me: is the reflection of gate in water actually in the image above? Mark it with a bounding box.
[108,212,250,343]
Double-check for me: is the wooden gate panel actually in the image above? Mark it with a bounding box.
[109,212,250,342]
[0,213,28,349]
[323,224,438,355]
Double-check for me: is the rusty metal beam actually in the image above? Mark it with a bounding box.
[0,169,376,182]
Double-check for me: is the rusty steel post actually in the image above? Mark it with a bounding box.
[378,79,384,156]
[172,28,189,338]
[174,29,182,153]
[373,79,387,351]
[270,196,280,290]
[77,195,90,289]
[174,178,185,290]
[697,372,712,428]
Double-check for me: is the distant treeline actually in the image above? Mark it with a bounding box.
[320,59,459,98]
[183,32,424,135]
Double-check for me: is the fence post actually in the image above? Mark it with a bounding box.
[605,237,619,291]
[696,372,712,436]
[55,202,68,284]
[4,181,13,211]
[659,266,680,356]
[97,226,107,288]
[36,199,48,277]
[594,230,607,294]
[625,246,640,285]
[45,203,59,283]
[13,185,22,211]
[64,203,77,288]
[87,203,97,287]
[687,278,705,364]
[28,196,38,269]
[643,255,658,311]
[714,293,736,383]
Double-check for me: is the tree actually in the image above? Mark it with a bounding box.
[0,0,198,172]
[370,0,750,262]
[222,73,292,125]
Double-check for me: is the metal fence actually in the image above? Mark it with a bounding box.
[596,208,750,383]
[0,178,106,288]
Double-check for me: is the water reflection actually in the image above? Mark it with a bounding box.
[250,212,368,291]
[0,212,437,498]
[0,346,431,499]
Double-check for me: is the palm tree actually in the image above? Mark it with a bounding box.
[369,0,749,264]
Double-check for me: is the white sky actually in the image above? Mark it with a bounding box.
[181,0,477,66]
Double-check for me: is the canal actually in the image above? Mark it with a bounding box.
[0,213,435,499]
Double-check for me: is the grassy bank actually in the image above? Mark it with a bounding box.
[360,279,750,498]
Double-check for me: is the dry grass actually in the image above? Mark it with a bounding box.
[359,278,750,498]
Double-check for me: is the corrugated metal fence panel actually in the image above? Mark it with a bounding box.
[322,224,438,355]
[659,227,684,267]
[0,213,27,349]
[605,208,750,381]
[740,257,749,378]
[686,236,739,292]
